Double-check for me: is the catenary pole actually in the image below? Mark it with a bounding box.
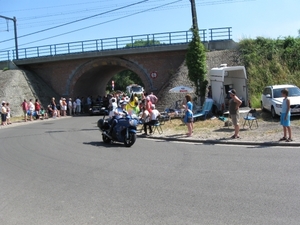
[0,15,18,59]
[189,0,199,30]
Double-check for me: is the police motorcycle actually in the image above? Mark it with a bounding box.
[97,106,139,147]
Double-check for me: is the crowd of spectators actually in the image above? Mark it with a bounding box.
[1,92,159,130]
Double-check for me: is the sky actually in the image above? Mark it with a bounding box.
[0,0,300,53]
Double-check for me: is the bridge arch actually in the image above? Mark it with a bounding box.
[68,57,152,97]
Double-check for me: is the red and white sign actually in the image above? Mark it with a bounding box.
[150,71,157,79]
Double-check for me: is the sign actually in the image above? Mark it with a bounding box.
[150,71,157,79]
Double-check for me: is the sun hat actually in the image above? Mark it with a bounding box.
[228,89,236,95]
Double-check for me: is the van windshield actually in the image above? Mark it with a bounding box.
[131,86,143,92]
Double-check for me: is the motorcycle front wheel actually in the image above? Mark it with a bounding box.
[124,132,136,147]
[102,134,111,144]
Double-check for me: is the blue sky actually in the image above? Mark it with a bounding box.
[0,0,299,52]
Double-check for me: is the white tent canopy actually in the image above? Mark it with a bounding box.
[168,86,194,93]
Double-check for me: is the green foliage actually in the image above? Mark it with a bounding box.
[186,28,208,101]
[106,70,144,93]
[239,36,300,102]
[125,39,161,48]
[2,67,9,71]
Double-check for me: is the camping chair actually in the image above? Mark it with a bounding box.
[243,109,258,129]
[152,116,165,135]
[193,100,214,121]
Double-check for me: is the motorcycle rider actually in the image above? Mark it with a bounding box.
[105,100,128,138]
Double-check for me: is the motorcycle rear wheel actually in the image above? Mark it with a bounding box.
[124,133,136,147]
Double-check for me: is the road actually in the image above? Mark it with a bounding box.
[0,116,299,225]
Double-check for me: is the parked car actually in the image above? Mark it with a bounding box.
[89,104,108,116]
[261,84,300,118]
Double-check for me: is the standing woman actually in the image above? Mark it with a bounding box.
[183,94,193,137]
[228,89,242,138]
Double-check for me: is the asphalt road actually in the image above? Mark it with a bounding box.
[0,116,300,225]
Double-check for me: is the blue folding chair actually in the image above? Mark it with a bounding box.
[243,109,258,129]
[193,100,214,121]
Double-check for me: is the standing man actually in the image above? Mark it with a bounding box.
[228,89,242,139]
[21,99,28,122]
[75,97,81,115]
[148,92,158,104]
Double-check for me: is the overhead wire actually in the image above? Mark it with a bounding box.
[12,0,184,48]
[0,0,149,44]
[0,0,254,50]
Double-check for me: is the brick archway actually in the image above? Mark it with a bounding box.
[68,57,152,97]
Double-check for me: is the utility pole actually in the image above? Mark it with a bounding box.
[0,15,18,59]
[190,0,199,30]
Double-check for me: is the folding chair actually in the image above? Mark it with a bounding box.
[193,99,214,121]
[243,109,258,129]
[152,116,165,134]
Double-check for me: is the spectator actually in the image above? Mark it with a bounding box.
[148,92,158,104]
[68,98,73,116]
[1,101,7,126]
[61,98,67,116]
[35,99,41,119]
[228,89,242,139]
[6,102,11,125]
[143,104,160,135]
[21,99,28,122]
[75,97,81,115]
[183,94,193,137]
[73,99,77,115]
[279,88,292,142]
[40,107,48,119]
[51,97,58,118]
[28,99,35,121]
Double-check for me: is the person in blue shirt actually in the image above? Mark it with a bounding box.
[279,88,292,142]
[183,94,193,137]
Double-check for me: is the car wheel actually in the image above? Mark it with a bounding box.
[261,101,265,111]
[271,106,277,118]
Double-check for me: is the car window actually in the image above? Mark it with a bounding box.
[263,88,270,95]
[288,87,300,96]
[273,89,282,98]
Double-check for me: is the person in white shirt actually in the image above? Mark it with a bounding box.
[109,98,118,118]
[143,104,160,135]
[75,97,81,115]
[28,99,35,121]
[72,100,77,115]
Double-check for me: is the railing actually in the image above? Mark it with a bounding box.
[0,27,232,61]
[0,50,10,62]
[209,27,232,41]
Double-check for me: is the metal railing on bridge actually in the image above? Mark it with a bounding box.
[1,27,232,61]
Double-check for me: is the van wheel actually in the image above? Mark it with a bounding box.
[271,106,277,118]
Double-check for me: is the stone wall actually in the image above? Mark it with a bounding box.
[156,49,241,111]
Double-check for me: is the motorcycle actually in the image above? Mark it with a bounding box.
[97,109,139,147]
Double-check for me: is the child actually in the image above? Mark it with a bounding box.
[279,88,292,142]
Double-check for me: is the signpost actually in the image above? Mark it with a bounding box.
[150,71,157,79]
[112,80,114,91]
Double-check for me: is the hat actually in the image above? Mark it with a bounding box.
[228,89,236,95]
[2,101,5,104]
[146,96,150,101]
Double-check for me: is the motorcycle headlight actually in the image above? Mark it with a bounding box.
[129,119,138,126]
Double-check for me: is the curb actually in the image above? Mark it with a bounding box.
[138,135,300,147]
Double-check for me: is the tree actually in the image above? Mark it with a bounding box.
[185,28,208,104]
[106,70,143,93]
[125,39,161,48]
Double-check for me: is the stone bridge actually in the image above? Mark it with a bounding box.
[14,39,238,101]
